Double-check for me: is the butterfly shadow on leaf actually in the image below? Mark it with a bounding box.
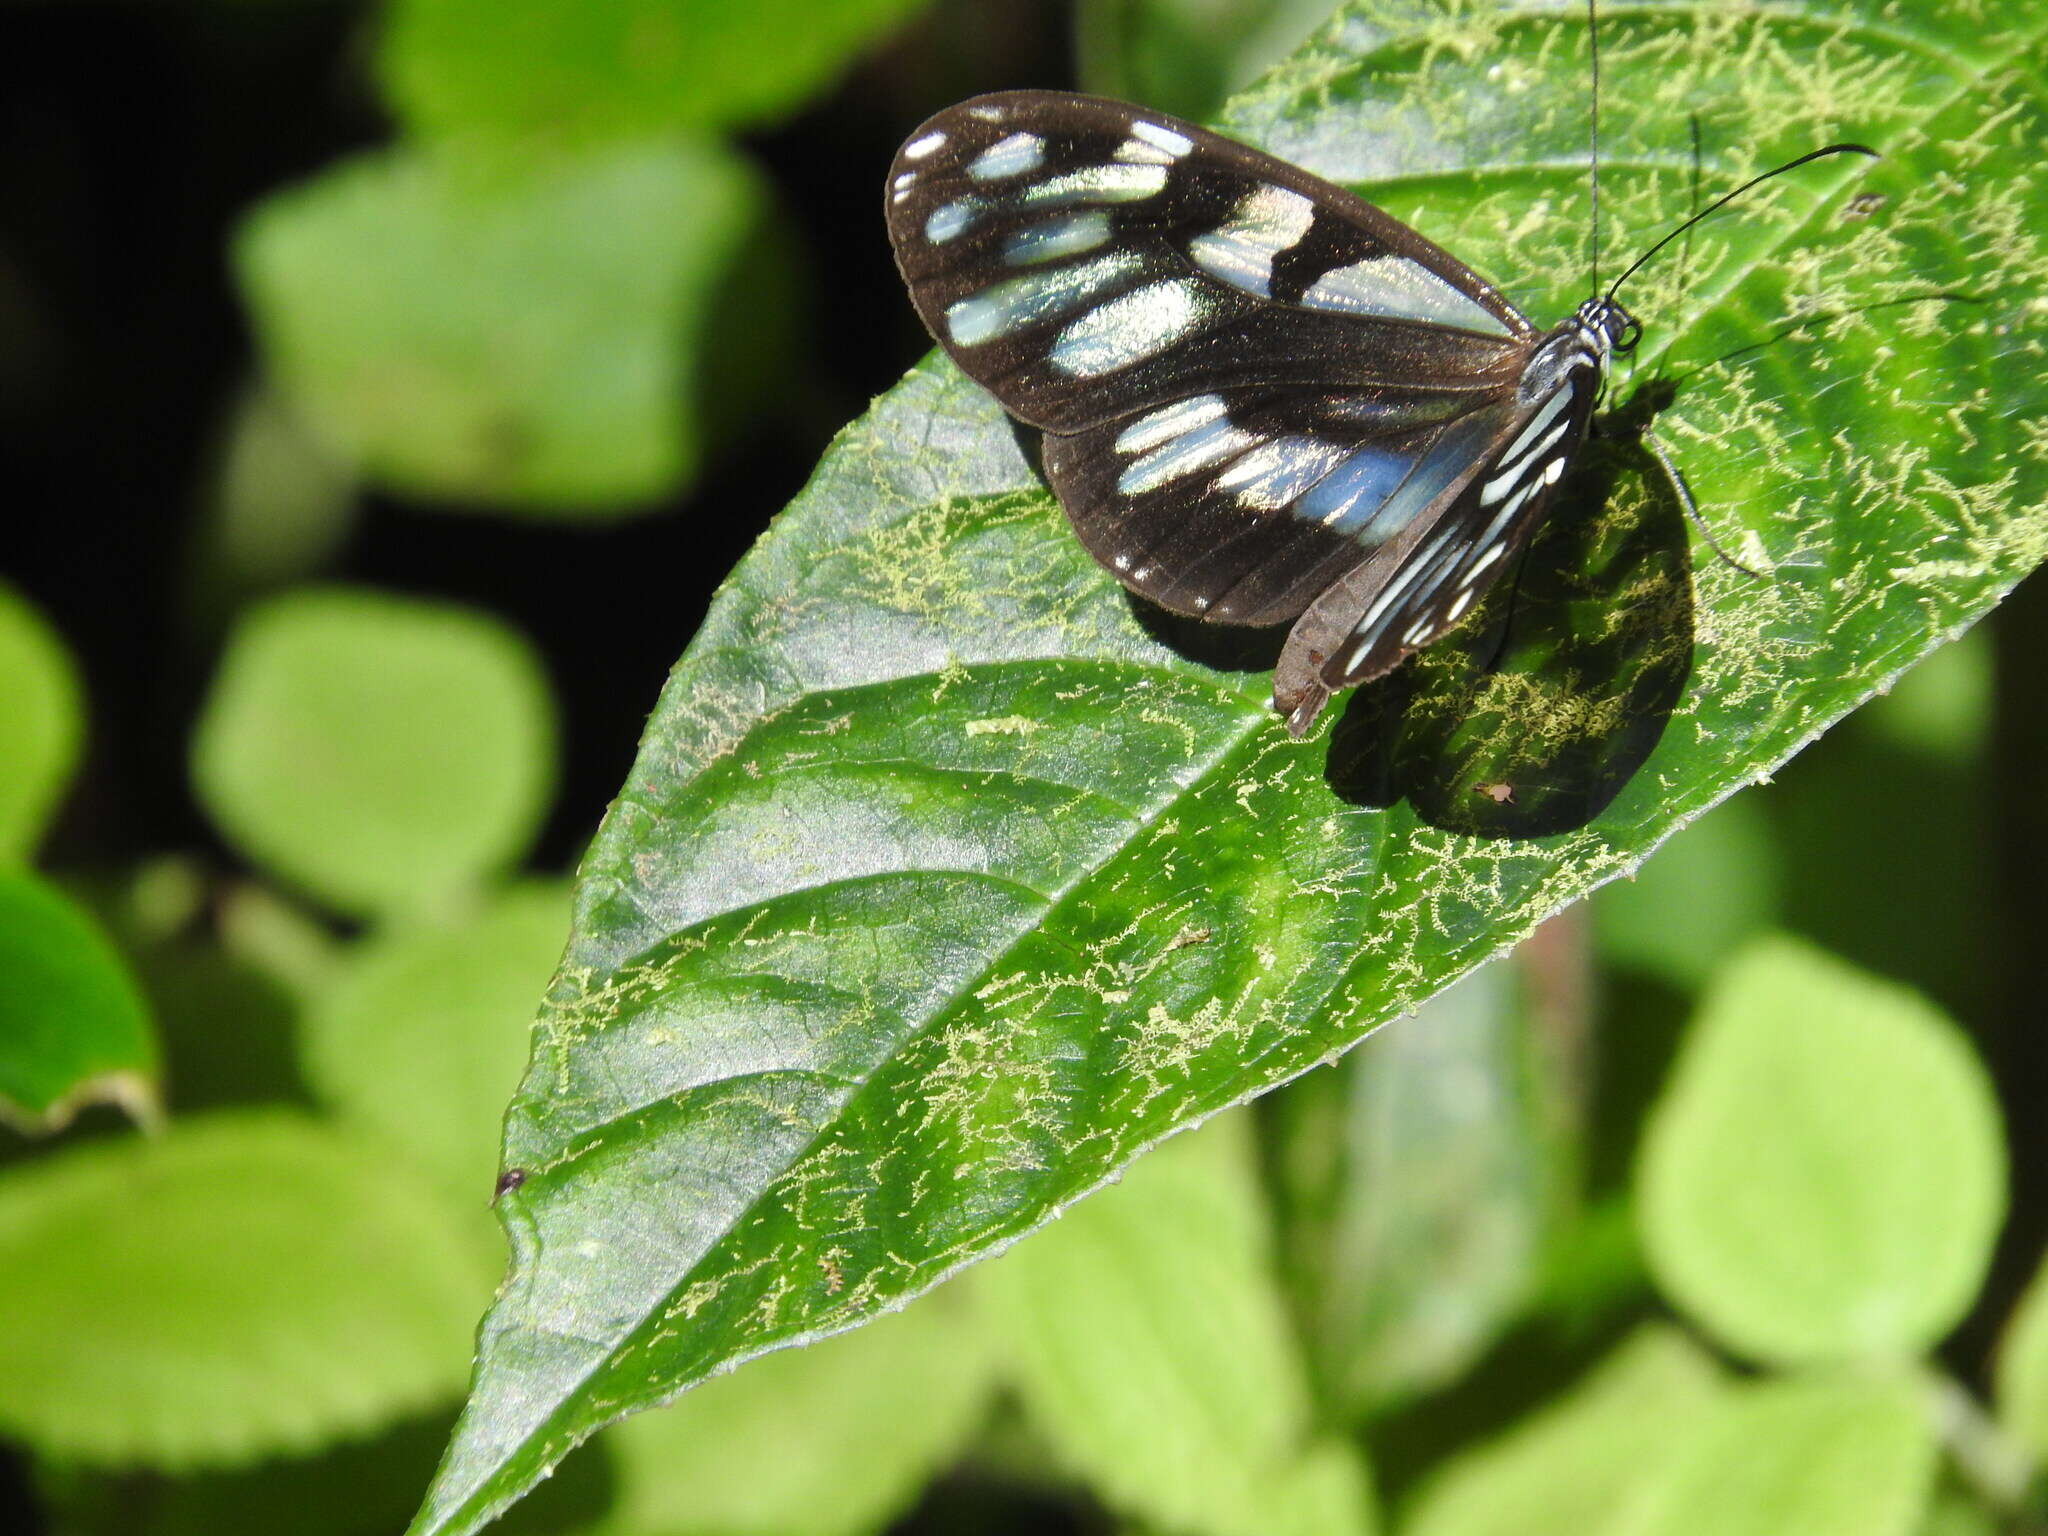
[1323,392,1697,839]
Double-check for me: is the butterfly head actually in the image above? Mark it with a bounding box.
[1573,297,1641,357]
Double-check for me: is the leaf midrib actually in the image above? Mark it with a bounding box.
[471,691,1289,1525]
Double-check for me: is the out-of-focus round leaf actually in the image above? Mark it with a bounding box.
[0,872,157,1133]
[192,386,357,611]
[1612,1374,1936,1536]
[1403,1326,1724,1536]
[978,1112,1375,1536]
[380,0,931,141]
[1995,1245,2048,1458]
[0,1110,498,1468]
[589,1294,993,1536]
[1591,796,1780,991]
[1861,623,1993,765]
[235,139,759,516]
[1639,937,2004,1365]
[304,884,570,1201]
[191,588,556,917]
[0,582,83,864]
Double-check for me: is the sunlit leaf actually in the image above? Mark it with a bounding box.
[414,2,2048,1528]
[979,1112,1372,1536]
[235,139,760,515]
[1609,1374,1937,1536]
[0,1111,496,1468]
[1402,1325,1724,1536]
[1638,936,2005,1364]
[191,588,556,917]
[380,0,931,140]
[586,1295,994,1536]
[304,884,571,1202]
[0,872,157,1134]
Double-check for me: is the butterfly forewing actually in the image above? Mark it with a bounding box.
[886,92,1533,433]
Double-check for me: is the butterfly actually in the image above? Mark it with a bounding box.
[883,89,1869,737]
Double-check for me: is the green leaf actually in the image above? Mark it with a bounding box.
[1076,0,1335,121]
[191,587,556,917]
[0,1110,497,1468]
[0,871,158,1134]
[1402,1325,1724,1536]
[1995,1245,2048,1459]
[978,1112,1373,1536]
[304,884,570,1201]
[1638,936,2005,1365]
[0,582,84,864]
[1610,1374,1938,1536]
[415,3,2048,1529]
[588,1292,993,1536]
[235,139,760,515]
[380,0,930,141]
[1269,964,1556,1417]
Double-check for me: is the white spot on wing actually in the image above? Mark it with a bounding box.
[1300,255,1513,336]
[926,200,975,243]
[1114,395,1227,454]
[1050,279,1206,377]
[904,130,948,160]
[1132,120,1194,156]
[969,132,1046,181]
[1023,164,1169,207]
[1119,418,1261,494]
[1114,138,1177,166]
[944,252,1143,347]
[1189,185,1315,299]
[1004,211,1113,267]
[1213,435,1349,511]
[1496,386,1575,469]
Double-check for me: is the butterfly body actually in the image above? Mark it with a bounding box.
[886,91,1640,736]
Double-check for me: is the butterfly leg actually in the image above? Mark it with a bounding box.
[1481,539,1540,673]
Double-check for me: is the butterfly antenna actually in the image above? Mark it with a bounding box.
[1607,141,1878,301]
[1586,0,1601,293]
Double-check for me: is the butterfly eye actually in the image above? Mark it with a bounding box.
[1614,315,1643,353]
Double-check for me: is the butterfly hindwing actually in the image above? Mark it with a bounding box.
[886,91,1535,434]
[1043,387,1520,626]
[1271,362,1604,732]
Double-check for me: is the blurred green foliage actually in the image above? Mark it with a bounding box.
[1,3,2044,1536]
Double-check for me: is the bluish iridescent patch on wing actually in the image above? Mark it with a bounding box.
[1295,443,1417,536]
